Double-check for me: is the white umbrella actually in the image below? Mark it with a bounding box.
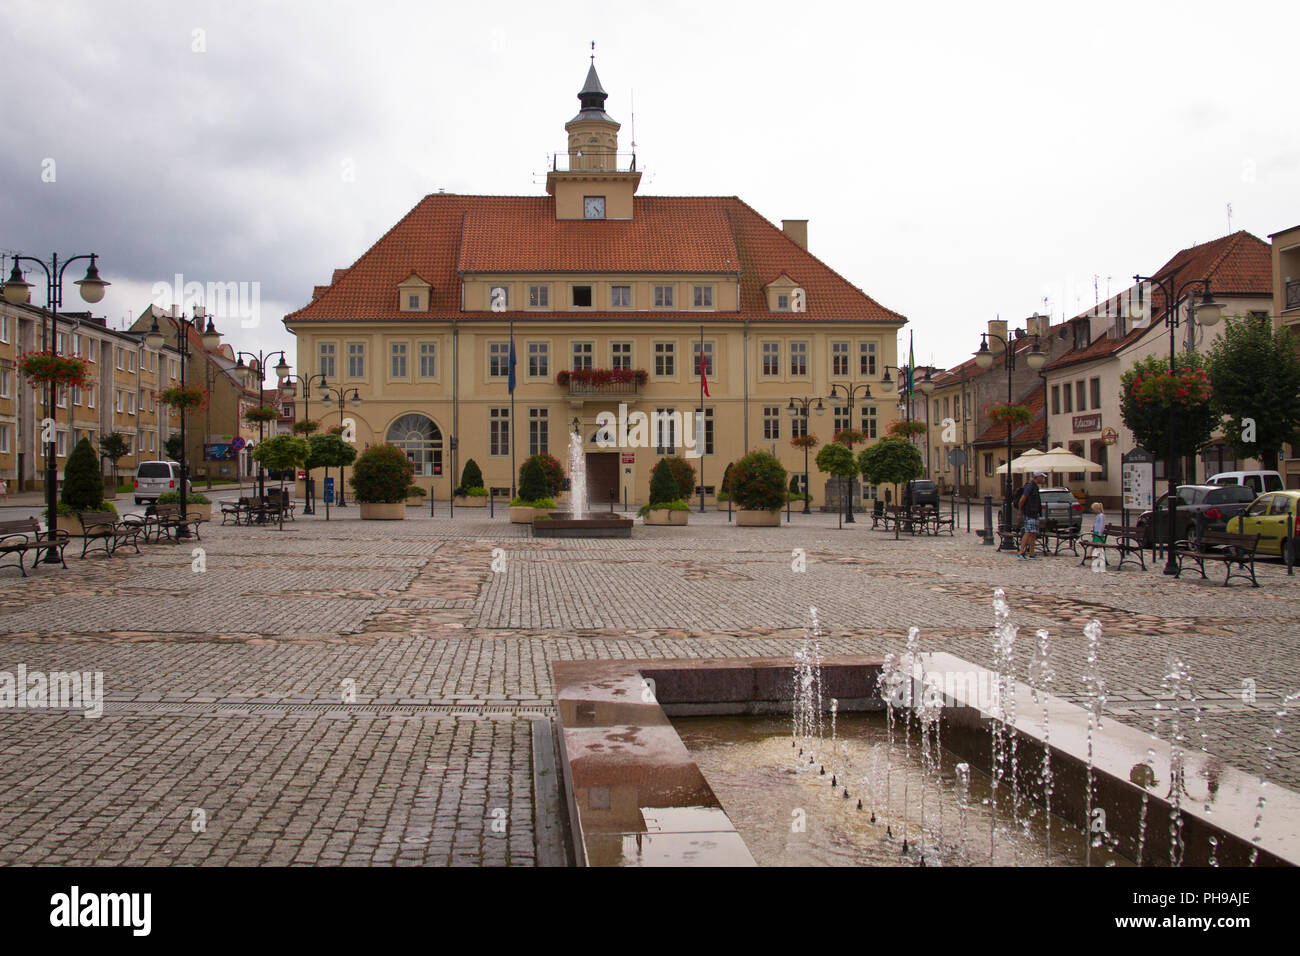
[1035,446,1103,474]
[994,448,1045,475]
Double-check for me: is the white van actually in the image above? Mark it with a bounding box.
[1207,470,1284,495]
[134,460,190,504]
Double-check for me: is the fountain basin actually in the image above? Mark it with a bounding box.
[551,656,1300,867]
[532,512,633,538]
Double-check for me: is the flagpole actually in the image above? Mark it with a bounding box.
[699,323,705,513]
[509,317,516,500]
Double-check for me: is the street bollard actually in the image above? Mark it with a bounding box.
[609,488,616,514]
[624,487,628,513]
[982,493,994,545]
[787,490,791,523]
[489,488,495,519]
[966,493,971,534]
[1289,513,1295,576]
[429,490,435,518]
[951,490,957,531]
[728,495,732,523]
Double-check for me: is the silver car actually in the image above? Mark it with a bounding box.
[133,460,190,504]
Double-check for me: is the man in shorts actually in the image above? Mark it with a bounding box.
[1018,471,1046,559]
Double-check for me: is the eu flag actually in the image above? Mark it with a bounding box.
[507,335,517,394]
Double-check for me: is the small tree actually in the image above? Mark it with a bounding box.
[1120,353,1217,474]
[720,462,733,495]
[458,458,485,495]
[349,444,415,505]
[62,437,105,512]
[517,456,549,504]
[306,432,357,518]
[252,435,311,529]
[164,435,184,461]
[816,441,858,516]
[648,458,682,506]
[521,452,564,499]
[729,450,787,512]
[1207,315,1300,469]
[99,432,130,491]
[662,456,696,501]
[858,438,924,512]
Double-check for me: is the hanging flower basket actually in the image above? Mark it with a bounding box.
[1129,367,1211,407]
[887,419,928,439]
[243,405,279,424]
[986,402,1033,429]
[158,386,207,411]
[17,350,90,390]
[790,434,820,450]
[833,428,866,447]
[292,420,320,435]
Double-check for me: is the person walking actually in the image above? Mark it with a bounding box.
[1018,471,1046,558]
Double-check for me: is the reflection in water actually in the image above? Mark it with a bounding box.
[676,714,1129,867]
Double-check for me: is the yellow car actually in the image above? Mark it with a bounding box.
[1225,489,1300,557]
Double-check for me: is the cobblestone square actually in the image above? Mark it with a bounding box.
[1,508,1296,865]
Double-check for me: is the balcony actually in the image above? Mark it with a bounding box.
[1287,279,1300,313]
[558,368,646,401]
[550,151,639,173]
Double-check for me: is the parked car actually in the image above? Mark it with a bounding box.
[1135,483,1256,547]
[1225,489,1300,557]
[902,479,939,510]
[1009,486,1083,530]
[133,460,191,504]
[1207,470,1284,495]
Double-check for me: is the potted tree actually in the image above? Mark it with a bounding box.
[640,457,691,525]
[454,458,489,508]
[349,444,414,520]
[57,438,115,526]
[406,485,428,508]
[730,450,787,526]
[510,457,556,523]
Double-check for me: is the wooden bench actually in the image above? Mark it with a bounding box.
[150,502,205,541]
[0,518,69,576]
[77,511,141,559]
[1175,530,1261,587]
[1080,524,1147,570]
[996,525,1050,555]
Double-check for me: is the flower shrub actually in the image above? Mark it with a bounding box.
[521,452,564,499]
[729,450,788,513]
[348,444,415,503]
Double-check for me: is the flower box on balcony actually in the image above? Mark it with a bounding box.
[557,368,648,394]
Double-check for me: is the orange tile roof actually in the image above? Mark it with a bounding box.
[1043,231,1272,373]
[285,194,904,324]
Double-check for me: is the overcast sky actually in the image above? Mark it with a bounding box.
[4,0,1298,373]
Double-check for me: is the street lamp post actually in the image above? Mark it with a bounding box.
[234,350,291,501]
[145,306,223,538]
[786,396,826,514]
[3,253,109,562]
[973,331,1045,535]
[1129,270,1223,574]
[304,374,360,506]
[826,383,873,524]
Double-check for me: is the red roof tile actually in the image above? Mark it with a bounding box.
[285,194,904,324]
[972,384,1046,446]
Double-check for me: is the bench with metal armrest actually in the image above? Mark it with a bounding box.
[1080,524,1147,570]
[1174,530,1261,587]
[0,518,70,575]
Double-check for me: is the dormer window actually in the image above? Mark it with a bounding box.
[777,294,789,310]
[398,274,432,312]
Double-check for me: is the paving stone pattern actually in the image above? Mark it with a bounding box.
[0,509,1296,865]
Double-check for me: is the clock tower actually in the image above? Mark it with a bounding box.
[546,60,642,220]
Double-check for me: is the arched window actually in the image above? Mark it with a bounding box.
[386,414,443,477]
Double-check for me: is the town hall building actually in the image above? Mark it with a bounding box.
[283,62,907,507]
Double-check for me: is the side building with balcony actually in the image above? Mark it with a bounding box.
[1271,223,1300,487]
[283,63,907,507]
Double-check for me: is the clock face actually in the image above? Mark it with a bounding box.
[584,196,606,219]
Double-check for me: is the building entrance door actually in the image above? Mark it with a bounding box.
[584,452,619,512]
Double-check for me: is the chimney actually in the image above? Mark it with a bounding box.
[1026,313,1051,338]
[782,219,808,250]
[987,318,1008,351]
